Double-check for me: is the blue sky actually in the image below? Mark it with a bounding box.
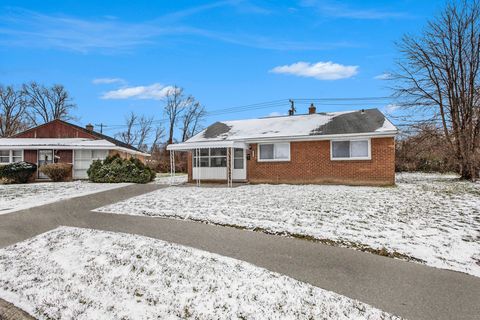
[0,0,444,139]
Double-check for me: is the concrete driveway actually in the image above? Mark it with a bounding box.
[0,183,479,320]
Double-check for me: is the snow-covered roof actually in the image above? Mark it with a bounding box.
[168,109,397,150]
[0,138,114,148]
[0,138,150,156]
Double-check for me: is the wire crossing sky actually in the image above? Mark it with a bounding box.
[0,0,445,135]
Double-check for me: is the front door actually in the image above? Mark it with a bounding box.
[38,149,53,179]
[232,148,246,180]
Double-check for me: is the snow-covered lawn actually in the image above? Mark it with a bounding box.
[0,181,129,214]
[96,173,480,277]
[0,227,398,320]
[153,173,187,185]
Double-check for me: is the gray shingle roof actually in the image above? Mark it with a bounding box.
[187,108,396,143]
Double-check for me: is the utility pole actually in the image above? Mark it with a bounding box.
[288,99,296,116]
[95,123,104,134]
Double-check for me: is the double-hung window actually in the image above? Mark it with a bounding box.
[331,139,370,160]
[258,143,290,161]
[0,150,23,164]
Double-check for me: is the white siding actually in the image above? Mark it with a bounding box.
[73,149,108,179]
[192,167,226,180]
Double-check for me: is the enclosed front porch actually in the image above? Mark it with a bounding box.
[167,141,248,186]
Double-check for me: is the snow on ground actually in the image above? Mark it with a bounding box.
[96,173,480,277]
[153,173,188,185]
[0,181,129,214]
[0,227,399,320]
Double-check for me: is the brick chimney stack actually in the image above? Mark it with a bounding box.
[308,103,316,114]
[85,124,94,132]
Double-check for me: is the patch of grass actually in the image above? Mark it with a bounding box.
[161,215,425,263]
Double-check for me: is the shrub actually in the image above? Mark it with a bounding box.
[87,154,155,184]
[39,163,73,182]
[0,161,37,184]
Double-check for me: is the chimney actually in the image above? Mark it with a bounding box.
[85,124,94,132]
[308,103,316,114]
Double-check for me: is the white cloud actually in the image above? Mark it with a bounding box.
[0,7,345,53]
[374,73,392,80]
[92,78,126,85]
[300,0,410,20]
[101,83,176,100]
[383,104,400,113]
[270,61,358,80]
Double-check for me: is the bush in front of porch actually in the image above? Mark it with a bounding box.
[0,162,37,184]
[39,163,73,182]
[87,154,155,184]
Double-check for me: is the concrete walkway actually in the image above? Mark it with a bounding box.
[0,184,479,320]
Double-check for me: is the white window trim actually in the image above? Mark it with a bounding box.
[257,142,291,162]
[0,149,24,164]
[192,148,228,168]
[330,138,371,161]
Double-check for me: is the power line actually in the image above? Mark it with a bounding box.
[85,96,396,131]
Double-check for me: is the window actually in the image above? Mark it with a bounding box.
[0,150,23,164]
[0,150,9,163]
[331,140,370,160]
[258,143,290,161]
[193,148,227,167]
[12,150,23,162]
[234,148,244,169]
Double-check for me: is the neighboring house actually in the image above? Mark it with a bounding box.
[0,119,150,180]
[167,106,398,186]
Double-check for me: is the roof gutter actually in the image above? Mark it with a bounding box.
[167,130,398,149]
[115,146,151,157]
[245,130,398,143]
[0,145,150,157]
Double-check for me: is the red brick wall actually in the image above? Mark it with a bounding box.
[247,137,395,186]
[14,120,96,139]
[108,150,147,163]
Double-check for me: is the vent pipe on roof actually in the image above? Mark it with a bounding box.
[85,124,94,131]
[308,103,316,114]
[361,109,365,114]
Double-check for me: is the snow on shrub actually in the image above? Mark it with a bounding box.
[0,161,37,184]
[39,163,73,182]
[87,154,155,184]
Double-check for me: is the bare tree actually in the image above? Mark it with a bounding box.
[23,82,76,125]
[115,112,156,152]
[116,112,138,146]
[180,101,206,142]
[151,125,165,151]
[136,115,154,152]
[163,86,195,145]
[394,0,480,180]
[0,85,28,137]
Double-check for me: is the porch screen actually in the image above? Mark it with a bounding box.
[193,148,227,167]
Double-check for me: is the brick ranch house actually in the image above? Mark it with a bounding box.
[167,107,398,186]
[0,119,149,180]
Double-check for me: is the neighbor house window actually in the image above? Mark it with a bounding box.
[0,150,9,163]
[193,148,227,167]
[331,140,370,160]
[0,150,23,163]
[258,143,290,161]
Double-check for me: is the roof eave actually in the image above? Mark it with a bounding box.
[168,131,398,149]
